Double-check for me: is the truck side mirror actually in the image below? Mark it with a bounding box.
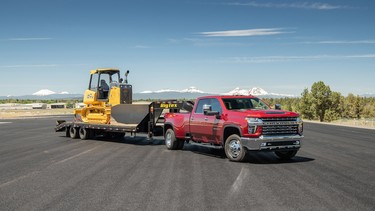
[203,104,221,118]
[203,104,212,114]
[275,104,281,110]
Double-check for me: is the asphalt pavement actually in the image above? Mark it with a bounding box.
[0,116,374,210]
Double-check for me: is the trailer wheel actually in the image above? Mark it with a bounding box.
[69,127,79,139]
[224,134,247,162]
[79,127,90,140]
[275,150,298,160]
[165,129,179,150]
[65,127,70,137]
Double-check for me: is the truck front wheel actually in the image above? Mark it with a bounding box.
[165,129,179,150]
[225,134,247,162]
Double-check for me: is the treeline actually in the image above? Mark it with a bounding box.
[264,81,375,122]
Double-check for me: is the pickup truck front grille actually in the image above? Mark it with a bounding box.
[262,125,298,135]
[259,117,299,135]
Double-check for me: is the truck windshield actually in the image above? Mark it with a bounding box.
[222,98,270,110]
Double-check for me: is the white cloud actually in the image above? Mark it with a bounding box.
[133,45,150,49]
[0,64,58,68]
[223,54,375,63]
[346,54,375,58]
[228,2,347,10]
[0,64,88,68]
[302,40,375,44]
[6,37,53,41]
[200,28,291,37]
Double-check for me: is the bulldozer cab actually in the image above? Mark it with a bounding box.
[83,68,132,106]
[89,69,120,100]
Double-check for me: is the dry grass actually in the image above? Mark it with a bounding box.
[305,119,375,130]
[331,118,375,129]
[0,109,74,119]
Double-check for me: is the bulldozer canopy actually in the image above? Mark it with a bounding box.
[90,68,120,75]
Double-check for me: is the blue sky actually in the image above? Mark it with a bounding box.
[1,0,374,96]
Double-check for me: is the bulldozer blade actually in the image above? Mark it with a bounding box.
[111,103,151,125]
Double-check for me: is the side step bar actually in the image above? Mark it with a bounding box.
[188,141,223,149]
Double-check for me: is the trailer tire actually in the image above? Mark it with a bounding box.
[65,127,70,137]
[165,129,179,150]
[79,127,90,140]
[224,134,247,162]
[69,127,79,139]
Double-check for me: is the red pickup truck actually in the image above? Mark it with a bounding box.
[164,95,304,162]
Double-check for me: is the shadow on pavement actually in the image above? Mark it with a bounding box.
[58,135,314,164]
[246,152,315,164]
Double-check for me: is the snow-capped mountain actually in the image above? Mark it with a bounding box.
[250,87,268,95]
[227,87,250,96]
[181,87,204,93]
[32,89,70,96]
[226,87,295,97]
[0,87,297,100]
[32,89,56,96]
[0,89,81,100]
[141,87,205,94]
[135,87,209,100]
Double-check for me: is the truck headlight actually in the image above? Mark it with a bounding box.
[246,117,263,134]
[296,117,303,135]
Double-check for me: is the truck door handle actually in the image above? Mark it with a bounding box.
[191,117,194,121]
[204,117,208,121]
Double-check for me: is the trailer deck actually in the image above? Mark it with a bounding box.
[55,100,193,139]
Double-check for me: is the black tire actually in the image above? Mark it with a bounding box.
[65,127,70,137]
[165,129,179,150]
[69,127,79,139]
[79,127,90,140]
[274,150,298,160]
[224,134,247,162]
[177,139,185,150]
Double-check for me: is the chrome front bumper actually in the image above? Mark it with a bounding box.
[241,135,303,151]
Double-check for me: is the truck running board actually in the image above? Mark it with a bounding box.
[188,141,223,149]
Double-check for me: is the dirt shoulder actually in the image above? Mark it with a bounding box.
[304,119,375,130]
[0,109,74,119]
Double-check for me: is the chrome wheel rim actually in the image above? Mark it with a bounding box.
[165,132,172,147]
[229,139,241,158]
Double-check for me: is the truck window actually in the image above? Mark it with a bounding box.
[222,98,270,110]
[195,99,210,113]
[250,98,270,110]
[211,98,222,114]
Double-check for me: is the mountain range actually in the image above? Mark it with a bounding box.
[1,87,373,100]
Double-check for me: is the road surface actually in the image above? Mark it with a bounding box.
[0,116,374,210]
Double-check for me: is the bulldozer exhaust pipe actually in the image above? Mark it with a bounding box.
[125,70,130,84]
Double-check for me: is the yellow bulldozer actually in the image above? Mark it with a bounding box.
[56,68,189,139]
[74,68,132,124]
